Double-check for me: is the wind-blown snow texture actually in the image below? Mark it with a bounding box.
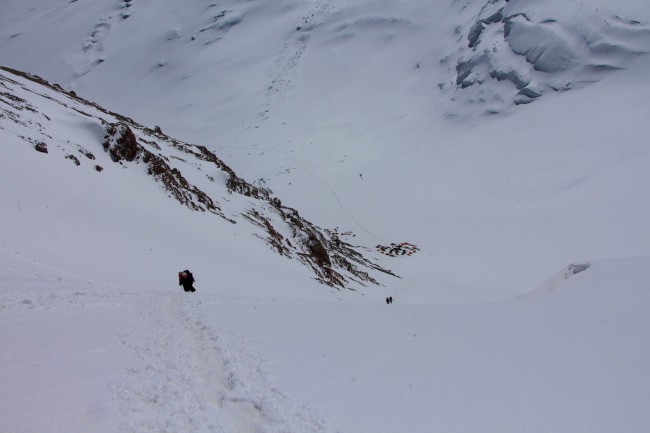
[2,0,650,432]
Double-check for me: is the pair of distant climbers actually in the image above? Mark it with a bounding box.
[178,270,196,292]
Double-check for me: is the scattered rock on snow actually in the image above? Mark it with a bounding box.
[566,263,591,277]
[34,141,48,153]
[65,154,81,166]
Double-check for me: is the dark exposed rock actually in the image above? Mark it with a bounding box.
[34,141,48,153]
[141,148,229,219]
[66,154,81,166]
[238,176,396,288]
[78,146,95,160]
[227,175,271,199]
[103,123,140,162]
[103,122,140,162]
[99,121,230,219]
[244,210,291,256]
[307,235,331,267]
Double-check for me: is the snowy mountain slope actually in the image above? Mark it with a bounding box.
[2,1,650,432]
[0,0,318,142]
[0,65,396,294]
[6,228,647,433]
[199,256,650,433]
[3,208,650,433]
[0,249,330,433]
[2,0,649,295]
[1,0,648,132]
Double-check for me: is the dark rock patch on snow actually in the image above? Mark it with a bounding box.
[103,122,140,162]
[34,141,48,153]
[567,263,591,276]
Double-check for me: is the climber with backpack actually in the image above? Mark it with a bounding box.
[178,270,196,293]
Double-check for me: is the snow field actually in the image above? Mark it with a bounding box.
[0,247,327,433]
[2,0,650,431]
[3,241,650,432]
[209,257,650,433]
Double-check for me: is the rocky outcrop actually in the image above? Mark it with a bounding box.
[1,65,394,290]
[103,122,140,162]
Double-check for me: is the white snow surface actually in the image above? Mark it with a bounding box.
[2,0,650,432]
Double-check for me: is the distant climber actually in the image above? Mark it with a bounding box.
[179,270,196,293]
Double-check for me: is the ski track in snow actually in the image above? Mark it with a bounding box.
[117,293,326,433]
[0,248,328,433]
[263,0,334,106]
[66,1,135,78]
[214,142,386,244]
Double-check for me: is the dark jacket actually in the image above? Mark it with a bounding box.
[180,270,195,291]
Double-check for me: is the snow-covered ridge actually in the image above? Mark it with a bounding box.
[0,65,395,290]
